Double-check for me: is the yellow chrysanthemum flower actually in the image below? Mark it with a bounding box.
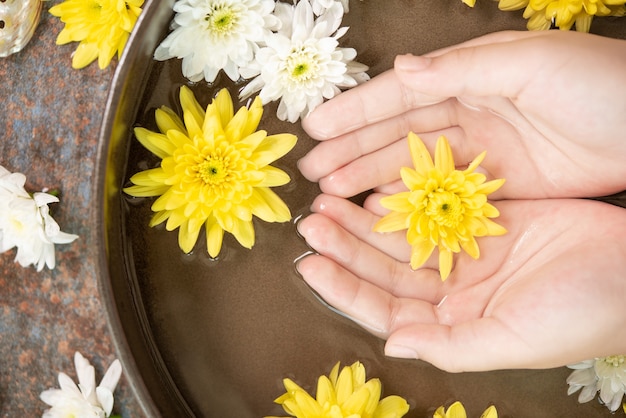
[433,401,498,418]
[522,0,625,31]
[373,133,506,281]
[49,0,144,69]
[462,0,625,31]
[124,86,297,258]
[267,361,410,418]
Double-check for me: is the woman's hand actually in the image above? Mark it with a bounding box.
[298,30,626,200]
[296,194,626,372]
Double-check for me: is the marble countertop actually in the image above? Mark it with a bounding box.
[0,1,145,416]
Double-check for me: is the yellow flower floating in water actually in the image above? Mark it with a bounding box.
[433,401,497,418]
[462,0,625,31]
[124,86,296,257]
[373,133,506,281]
[267,361,410,418]
[49,0,144,69]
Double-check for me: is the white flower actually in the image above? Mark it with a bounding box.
[567,355,626,412]
[154,0,280,83]
[310,0,350,15]
[239,0,369,123]
[40,352,123,418]
[0,166,78,271]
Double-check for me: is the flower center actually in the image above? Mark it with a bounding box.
[205,4,237,35]
[601,355,625,368]
[197,157,230,185]
[286,45,320,82]
[425,191,464,228]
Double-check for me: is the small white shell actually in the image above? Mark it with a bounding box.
[0,0,42,57]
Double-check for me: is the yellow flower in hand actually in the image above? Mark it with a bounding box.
[49,0,144,69]
[124,86,296,258]
[434,401,497,418]
[267,361,410,418]
[373,133,506,281]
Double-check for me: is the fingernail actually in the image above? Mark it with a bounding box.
[395,54,432,72]
[385,344,419,360]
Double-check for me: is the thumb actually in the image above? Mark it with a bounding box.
[383,320,544,372]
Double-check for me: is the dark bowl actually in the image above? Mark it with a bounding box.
[95,0,626,416]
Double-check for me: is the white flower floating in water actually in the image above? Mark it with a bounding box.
[240,0,369,122]
[566,355,626,412]
[154,0,280,82]
[40,352,122,418]
[0,165,78,271]
[310,0,350,15]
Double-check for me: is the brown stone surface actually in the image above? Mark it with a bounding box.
[0,1,144,416]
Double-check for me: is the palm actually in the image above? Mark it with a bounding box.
[297,195,626,372]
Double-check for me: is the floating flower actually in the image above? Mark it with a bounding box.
[520,0,625,31]
[567,355,626,412]
[462,0,625,32]
[40,352,122,418]
[239,0,369,123]
[267,361,410,418]
[433,401,497,418]
[124,86,296,257]
[154,0,280,83]
[310,0,351,15]
[373,133,506,281]
[0,166,78,271]
[49,0,144,69]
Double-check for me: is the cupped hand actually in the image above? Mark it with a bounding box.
[298,30,626,200]
[296,193,626,372]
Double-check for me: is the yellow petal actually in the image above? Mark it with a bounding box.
[231,218,255,249]
[71,42,100,69]
[408,132,434,177]
[438,247,453,281]
[400,167,426,191]
[258,166,291,187]
[335,365,355,405]
[251,188,291,222]
[134,127,176,159]
[251,134,298,167]
[463,151,486,174]
[180,86,206,130]
[460,235,480,259]
[373,212,409,233]
[379,192,414,213]
[480,405,498,418]
[206,216,224,258]
[446,401,468,418]
[435,135,455,176]
[178,218,202,253]
[156,106,186,135]
[374,395,410,418]
[316,376,336,406]
[410,239,436,270]
[477,178,505,195]
[213,88,234,128]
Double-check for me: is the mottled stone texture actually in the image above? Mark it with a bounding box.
[0,1,145,416]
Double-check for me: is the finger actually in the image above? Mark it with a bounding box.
[297,209,442,301]
[301,31,547,141]
[394,38,550,101]
[317,128,463,198]
[301,70,447,140]
[298,99,460,183]
[310,194,410,263]
[296,253,439,338]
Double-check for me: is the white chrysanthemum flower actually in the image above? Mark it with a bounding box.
[567,355,626,412]
[154,0,280,83]
[310,0,350,15]
[0,166,78,271]
[239,0,369,123]
[40,352,123,418]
